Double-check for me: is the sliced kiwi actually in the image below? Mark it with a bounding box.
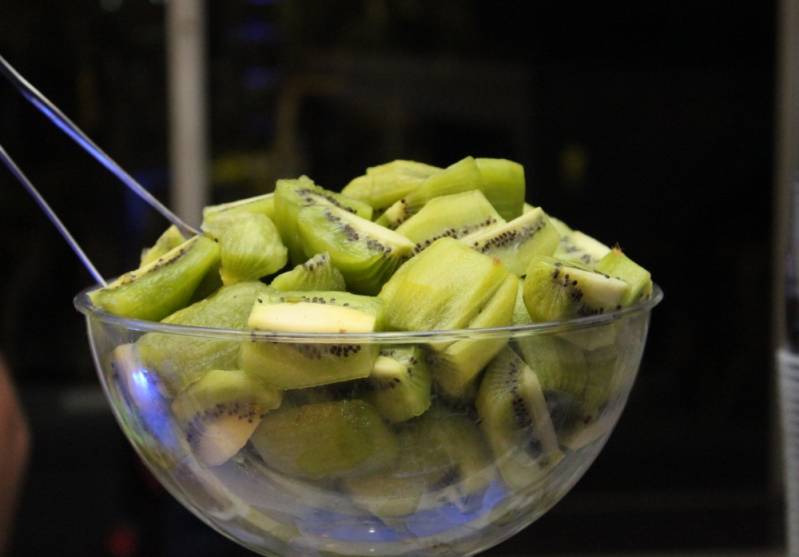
[374,198,414,229]
[273,176,373,264]
[523,255,630,322]
[378,237,510,332]
[342,160,441,211]
[240,290,384,389]
[250,399,398,480]
[202,192,275,224]
[461,207,560,276]
[476,347,562,490]
[474,158,525,220]
[547,215,573,236]
[554,230,611,268]
[90,235,220,321]
[430,274,519,400]
[140,225,186,266]
[270,252,346,292]
[514,336,618,449]
[171,368,282,466]
[137,281,271,393]
[594,247,653,305]
[203,212,288,285]
[296,204,414,295]
[395,190,505,255]
[512,281,533,325]
[394,156,483,219]
[367,346,431,423]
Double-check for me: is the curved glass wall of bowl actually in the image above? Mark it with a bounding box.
[75,285,662,557]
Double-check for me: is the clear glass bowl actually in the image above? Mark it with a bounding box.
[74,285,662,557]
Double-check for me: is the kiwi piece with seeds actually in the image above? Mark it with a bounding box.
[251,399,399,480]
[171,368,282,466]
[554,230,611,268]
[137,281,272,394]
[202,192,275,224]
[378,237,511,332]
[461,206,560,276]
[367,346,431,423]
[523,255,630,322]
[476,347,562,490]
[90,235,220,321]
[140,225,186,267]
[594,247,653,305]
[203,212,288,285]
[240,290,384,389]
[475,158,526,220]
[270,252,346,292]
[430,274,519,400]
[342,160,441,211]
[297,204,414,295]
[395,190,505,255]
[273,176,373,264]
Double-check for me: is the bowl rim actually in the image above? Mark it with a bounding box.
[73,283,663,343]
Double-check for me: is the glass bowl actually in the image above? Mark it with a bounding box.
[74,284,662,557]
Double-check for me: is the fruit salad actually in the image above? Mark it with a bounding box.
[87,155,654,524]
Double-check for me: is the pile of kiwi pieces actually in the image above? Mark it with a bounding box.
[93,156,653,519]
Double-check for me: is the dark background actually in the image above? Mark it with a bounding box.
[0,1,779,555]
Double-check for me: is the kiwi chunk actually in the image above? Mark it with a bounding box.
[251,399,398,480]
[90,235,220,321]
[140,225,186,266]
[378,237,511,331]
[547,215,573,236]
[240,290,384,389]
[344,407,492,517]
[137,281,271,393]
[523,255,630,321]
[594,247,653,305]
[172,368,282,466]
[475,158,525,220]
[554,230,611,268]
[514,336,617,449]
[431,274,519,399]
[476,347,562,490]
[367,346,431,423]
[512,281,533,325]
[273,176,373,263]
[203,192,275,223]
[270,252,346,292]
[461,207,560,276]
[204,212,288,285]
[296,204,414,295]
[395,190,505,255]
[342,160,441,211]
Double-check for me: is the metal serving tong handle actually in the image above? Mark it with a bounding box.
[0,54,202,285]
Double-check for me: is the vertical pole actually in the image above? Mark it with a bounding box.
[166,0,209,227]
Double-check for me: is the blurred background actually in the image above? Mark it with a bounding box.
[0,1,780,556]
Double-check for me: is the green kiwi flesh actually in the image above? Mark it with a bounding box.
[547,215,573,236]
[203,212,287,285]
[202,192,275,223]
[273,176,374,264]
[296,204,414,295]
[171,368,282,465]
[400,156,484,218]
[140,225,186,266]
[367,346,431,423]
[523,256,630,322]
[461,207,560,276]
[378,237,511,331]
[476,347,562,490]
[270,252,346,292]
[90,235,220,321]
[475,158,526,220]
[594,247,653,305]
[431,274,519,400]
[250,399,398,480]
[512,281,533,325]
[137,281,272,394]
[342,160,441,211]
[395,190,505,254]
[554,230,611,268]
[240,290,384,389]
